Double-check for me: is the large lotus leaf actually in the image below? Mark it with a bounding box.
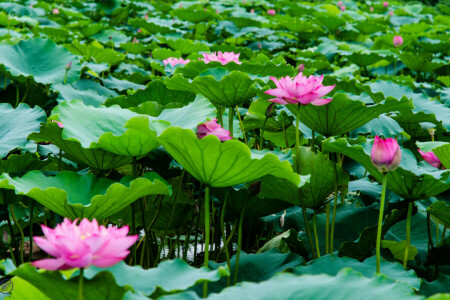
[345,52,387,67]
[0,171,171,220]
[84,259,227,297]
[64,40,126,66]
[128,18,181,35]
[257,229,308,259]
[165,69,259,107]
[400,53,446,73]
[243,98,287,132]
[0,38,81,85]
[354,22,387,35]
[322,137,450,200]
[10,264,127,300]
[166,268,421,300]
[172,9,214,23]
[51,100,169,157]
[164,38,210,55]
[158,127,301,187]
[417,142,450,170]
[0,103,46,158]
[426,201,450,226]
[176,60,295,79]
[104,80,196,109]
[294,255,420,290]
[315,14,346,31]
[350,114,404,138]
[286,93,413,137]
[0,152,49,173]
[29,122,133,170]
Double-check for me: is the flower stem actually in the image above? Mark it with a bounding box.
[325,203,330,254]
[78,268,84,300]
[219,193,231,285]
[330,154,339,254]
[282,123,289,149]
[376,174,388,273]
[9,204,24,265]
[228,106,234,138]
[313,211,320,258]
[403,201,413,269]
[261,117,268,150]
[234,196,248,285]
[295,104,301,173]
[203,185,210,298]
[218,105,223,126]
[29,200,35,262]
[64,70,68,85]
[235,106,247,144]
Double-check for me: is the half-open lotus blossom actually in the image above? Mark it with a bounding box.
[163,57,190,66]
[32,218,138,270]
[393,35,403,47]
[267,9,276,15]
[197,119,232,141]
[199,52,241,65]
[418,149,442,169]
[371,136,402,172]
[265,73,335,106]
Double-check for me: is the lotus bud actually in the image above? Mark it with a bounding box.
[337,1,343,6]
[216,9,220,14]
[370,6,374,12]
[258,42,262,49]
[144,14,149,20]
[248,181,261,197]
[179,4,183,8]
[340,5,346,11]
[418,149,442,169]
[250,8,255,13]
[265,102,277,118]
[52,8,59,15]
[132,37,139,44]
[2,230,11,245]
[370,136,402,173]
[137,28,142,33]
[383,1,389,7]
[267,9,276,15]
[298,63,305,73]
[393,35,403,47]
[389,10,394,16]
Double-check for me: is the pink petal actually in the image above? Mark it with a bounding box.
[310,98,333,106]
[32,258,69,271]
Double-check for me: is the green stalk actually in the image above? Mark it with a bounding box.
[235,106,247,144]
[78,268,84,300]
[330,154,339,254]
[228,107,234,138]
[219,194,231,285]
[131,156,137,265]
[234,197,248,285]
[260,117,268,150]
[313,211,320,258]
[15,84,19,108]
[325,203,330,254]
[376,174,388,273]
[9,204,24,265]
[436,219,439,245]
[8,244,17,266]
[64,70,68,85]
[29,200,35,262]
[218,105,223,126]
[403,201,413,269]
[140,198,150,267]
[203,185,211,298]
[440,225,447,246]
[282,123,289,149]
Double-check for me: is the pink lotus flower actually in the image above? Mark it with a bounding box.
[340,5,346,11]
[144,14,149,20]
[418,149,442,169]
[250,8,255,13]
[32,218,138,270]
[51,120,64,128]
[197,119,231,141]
[132,37,139,44]
[389,11,394,16]
[393,35,403,47]
[52,8,59,15]
[337,1,343,6]
[265,73,335,106]
[371,136,402,172]
[137,28,142,33]
[199,52,241,65]
[298,64,305,73]
[383,1,389,7]
[370,6,374,12]
[216,9,220,14]
[267,9,276,15]
[163,57,190,66]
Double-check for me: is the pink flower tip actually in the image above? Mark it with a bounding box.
[52,8,59,14]
[197,119,232,141]
[418,149,442,169]
[199,52,241,65]
[267,9,276,15]
[31,218,138,270]
[265,72,335,106]
[370,136,402,172]
[340,5,346,11]
[389,10,394,16]
[163,57,190,66]
[51,120,64,128]
[393,35,403,47]
[383,1,389,7]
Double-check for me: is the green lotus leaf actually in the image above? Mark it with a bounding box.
[382,240,418,262]
[294,255,421,290]
[416,142,450,170]
[166,268,421,300]
[65,40,126,66]
[0,103,46,158]
[323,137,450,200]
[84,259,228,296]
[287,93,413,137]
[158,127,301,187]
[0,38,81,85]
[172,9,214,23]
[164,38,210,55]
[90,29,130,47]
[345,52,387,67]
[315,14,346,31]
[104,80,196,109]
[426,201,450,225]
[101,76,145,92]
[354,22,386,35]
[29,122,133,170]
[10,264,127,300]
[400,53,446,73]
[0,171,171,220]
[350,114,404,138]
[259,147,346,209]
[165,69,259,107]
[0,152,49,173]
[175,60,295,79]
[128,18,180,35]
[35,27,71,41]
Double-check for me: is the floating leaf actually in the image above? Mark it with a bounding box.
[382,240,418,262]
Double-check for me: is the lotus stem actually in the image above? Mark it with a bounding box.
[140,198,150,267]
[311,130,316,153]
[282,122,289,149]
[403,201,413,269]
[131,156,137,265]
[78,268,84,300]
[313,211,320,258]
[29,200,35,262]
[330,154,339,254]
[64,70,68,85]
[440,225,447,246]
[203,185,211,298]
[218,105,223,126]
[234,196,248,285]
[219,193,231,286]
[261,117,268,150]
[228,106,234,138]
[376,174,388,273]
[235,106,247,144]
[15,84,19,108]
[325,203,330,254]
[9,204,24,265]
[436,219,439,245]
